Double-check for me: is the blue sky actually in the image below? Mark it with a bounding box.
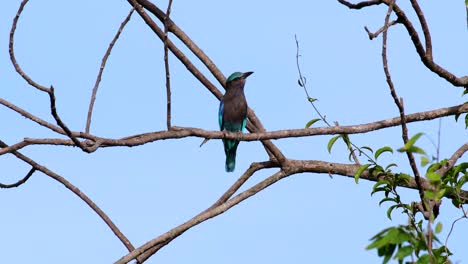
[1,1,467,263]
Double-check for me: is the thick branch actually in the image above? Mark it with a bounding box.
[1,103,466,155]
[117,158,468,263]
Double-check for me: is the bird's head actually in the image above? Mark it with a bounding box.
[226,71,253,88]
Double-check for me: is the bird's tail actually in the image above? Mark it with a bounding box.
[224,139,239,172]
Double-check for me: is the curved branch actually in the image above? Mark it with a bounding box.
[0,167,35,188]
[339,0,468,87]
[9,0,51,93]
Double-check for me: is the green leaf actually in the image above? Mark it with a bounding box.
[407,132,424,147]
[361,146,373,153]
[372,186,391,196]
[327,135,341,153]
[387,228,411,244]
[375,146,393,160]
[436,188,446,200]
[308,97,317,103]
[379,197,396,206]
[385,163,398,171]
[425,190,435,199]
[355,164,371,184]
[420,156,430,167]
[366,235,390,250]
[455,113,461,122]
[435,222,443,234]
[398,133,424,152]
[426,172,441,183]
[403,146,427,155]
[305,118,321,128]
[466,0,468,6]
[342,134,351,149]
[465,114,468,129]
[416,254,430,264]
[394,245,413,261]
[386,205,398,220]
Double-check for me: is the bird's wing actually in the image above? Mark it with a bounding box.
[218,100,224,130]
[241,117,247,132]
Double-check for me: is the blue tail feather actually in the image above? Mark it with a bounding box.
[223,139,239,172]
[225,150,236,172]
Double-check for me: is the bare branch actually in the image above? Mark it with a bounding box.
[339,0,468,88]
[0,167,35,188]
[117,156,468,263]
[163,0,173,130]
[86,8,135,133]
[436,143,468,177]
[0,97,63,134]
[364,19,398,40]
[0,139,135,253]
[1,103,466,155]
[381,0,426,211]
[337,0,382,9]
[409,0,432,59]
[49,86,92,153]
[9,0,51,93]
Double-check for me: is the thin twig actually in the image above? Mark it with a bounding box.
[163,0,173,130]
[86,8,135,133]
[9,0,51,93]
[49,86,92,153]
[364,19,398,40]
[444,207,467,254]
[0,167,36,188]
[337,0,382,9]
[295,35,364,165]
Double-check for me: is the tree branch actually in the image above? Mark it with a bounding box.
[9,0,51,93]
[436,143,468,177]
[163,0,173,130]
[381,0,426,211]
[0,139,136,253]
[0,167,35,188]
[339,0,468,88]
[1,103,466,155]
[86,8,135,133]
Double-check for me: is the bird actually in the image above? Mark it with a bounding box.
[218,71,254,172]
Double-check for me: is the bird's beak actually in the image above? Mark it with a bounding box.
[242,71,254,78]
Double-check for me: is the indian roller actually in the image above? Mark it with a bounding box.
[218,71,253,172]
